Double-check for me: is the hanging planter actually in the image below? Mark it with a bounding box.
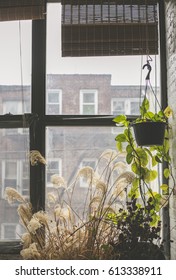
[132,121,166,146]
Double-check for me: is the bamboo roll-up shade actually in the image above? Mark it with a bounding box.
[61,0,158,57]
[0,0,46,21]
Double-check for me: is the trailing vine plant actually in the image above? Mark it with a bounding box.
[113,97,174,226]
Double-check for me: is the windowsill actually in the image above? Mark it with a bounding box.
[0,241,22,257]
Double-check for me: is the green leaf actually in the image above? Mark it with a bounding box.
[126,144,133,154]
[150,213,160,227]
[164,168,170,179]
[136,148,148,167]
[113,115,126,124]
[115,133,126,142]
[140,97,149,117]
[132,177,139,189]
[116,141,122,152]
[146,111,155,119]
[144,170,158,182]
[160,184,169,192]
[152,156,157,167]
[131,162,140,175]
[128,184,140,199]
[126,153,134,164]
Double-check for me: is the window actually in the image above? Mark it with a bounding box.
[1,223,19,240]
[80,90,98,115]
[46,159,62,187]
[46,89,62,115]
[111,98,141,116]
[0,1,164,255]
[2,161,18,190]
[112,100,125,115]
[1,160,29,197]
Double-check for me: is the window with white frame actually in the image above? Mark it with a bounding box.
[1,223,19,240]
[111,100,125,115]
[80,90,98,115]
[2,160,29,197]
[46,159,62,187]
[46,89,62,115]
[111,98,140,116]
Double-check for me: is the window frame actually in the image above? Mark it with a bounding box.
[0,0,168,257]
[80,89,98,115]
[46,89,62,115]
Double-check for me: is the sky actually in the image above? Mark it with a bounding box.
[0,3,160,87]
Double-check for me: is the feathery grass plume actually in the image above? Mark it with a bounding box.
[76,166,94,182]
[116,171,135,184]
[99,149,118,161]
[51,174,66,188]
[33,211,50,227]
[6,149,136,259]
[20,243,41,260]
[46,192,57,206]
[4,187,26,204]
[95,180,108,195]
[21,233,32,248]
[112,161,127,173]
[29,150,46,166]
[27,217,43,234]
[17,203,33,227]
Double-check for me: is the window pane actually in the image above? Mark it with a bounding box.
[83,105,95,115]
[46,126,126,215]
[0,129,30,241]
[83,93,95,103]
[0,21,31,115]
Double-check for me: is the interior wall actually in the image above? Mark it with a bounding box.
[165,0,176,260]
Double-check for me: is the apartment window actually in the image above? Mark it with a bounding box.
[112,100,125,115]
[46,159,62,187]
[80,90,98,115]
[111,98,141,116]
[46,89,62,115]
[1,160,29,197]
[131,101,141,115]
[2,160,18,190]
[1,223,19,240]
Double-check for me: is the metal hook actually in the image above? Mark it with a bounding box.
[142,61,152,81]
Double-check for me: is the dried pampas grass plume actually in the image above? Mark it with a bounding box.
[29,150,46,166]
[4,187,26,204]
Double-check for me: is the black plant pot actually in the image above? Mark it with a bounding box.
[132,122,166,146]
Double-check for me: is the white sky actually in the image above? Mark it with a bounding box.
[0,3,160,87]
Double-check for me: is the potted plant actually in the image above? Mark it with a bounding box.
[113,98,173,205]
[108,196,165,260]
[112,94,175,259]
